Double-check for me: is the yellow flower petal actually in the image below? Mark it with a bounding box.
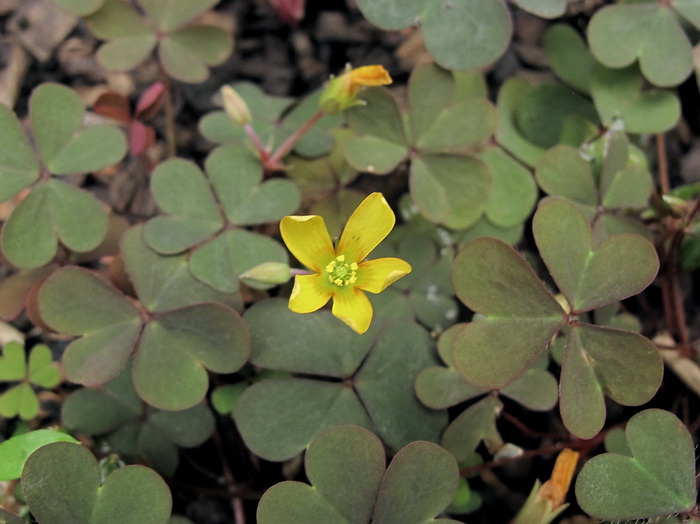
[288,274,332,313]
[337,193,395,262]
[349,65,392,87]
[280,215,334,272]
[331,288,373,334]
[357,257,412,293]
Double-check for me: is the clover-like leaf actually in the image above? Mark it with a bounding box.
[514,83,598,149]
[40,239,249,410]
[451,238,565,389]
[53,0,106,15]
[560,323,662,439]
[159,26,232,84]
[0,383,37,420]
[235,378,373,462]
[22,442,172,524]
[495,78,547,167]
[588,3,693,87]
[543,24,595,94]
[533,198,659,312]
[2,180,109,268]
[144,159,223,254]
[133,303,249,410]
[87,0,232,83]
[62,364,215,476]
[0,103,40,202]
[205,145,300,225]
[245,300,374,377]
[257,425,385,523]
[139,0,219,32]
[38,267,142,387]
[441,396,504,462]
[575,409,697,520]
[237,302,446,460]
[511,0,567,18]
[411,155,491,229]
[355,0,511,71]
[189,229,289,293]
[416,323,558,414]
[257,425,460,524]
[591,64,680,134]
[0,265,57,321]
[0,341,26,381]
[372,440,460,524]
[123,225,243,313]
[480,147,537,228]
[30,83,126,175]
[343,88,409,175]
[0,83,125,268]
[535,145,598,207]
[0,430,79,481]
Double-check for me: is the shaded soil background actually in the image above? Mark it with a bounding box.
[1,0,700,522]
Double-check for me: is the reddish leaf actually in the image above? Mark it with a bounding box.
[128,121,154,156]
[135,82,166,120]
[93,91,132,124]
[268,0,305,25]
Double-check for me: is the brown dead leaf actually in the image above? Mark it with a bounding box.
[8,0,77,61]
[0,37,30,108]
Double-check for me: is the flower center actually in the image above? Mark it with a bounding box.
[325,254,358,287]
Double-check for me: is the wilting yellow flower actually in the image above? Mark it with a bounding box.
[280,193,411,334]
[514,448,580,524]
[319,65,392,114]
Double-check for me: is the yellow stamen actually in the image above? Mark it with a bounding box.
[326,254,358,288]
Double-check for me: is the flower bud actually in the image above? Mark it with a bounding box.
[240,262,291,286]
[221,85,251,126]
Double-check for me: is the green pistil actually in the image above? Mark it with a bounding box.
[325,254,358,287]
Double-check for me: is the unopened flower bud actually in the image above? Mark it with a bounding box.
[221,85,251,126]
[240,262,291,286]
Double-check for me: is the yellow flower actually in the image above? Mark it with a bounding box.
[319,65,393,115]
[280,192,411,334]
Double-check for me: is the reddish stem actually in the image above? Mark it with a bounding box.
[265,110,325,171]
[211,429,247,524]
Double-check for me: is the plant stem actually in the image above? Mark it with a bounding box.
[656,133,670,194]
[212,429,247,524]
[161,72,177,158]
[265,110,325,170]
[243,123,270,165]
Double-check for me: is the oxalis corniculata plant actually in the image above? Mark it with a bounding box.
[0,0,699,522]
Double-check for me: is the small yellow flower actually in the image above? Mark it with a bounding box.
[319,65,393,115]
[280,192,411,334]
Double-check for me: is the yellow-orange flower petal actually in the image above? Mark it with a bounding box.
[331,288,373,334]
[280,215,335,272]
[540,448,579,508]
[319,65,393,114]
[289,274,332,313]
[337,192,395,262]
[357,257,412,293]
[349,65,392,88]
